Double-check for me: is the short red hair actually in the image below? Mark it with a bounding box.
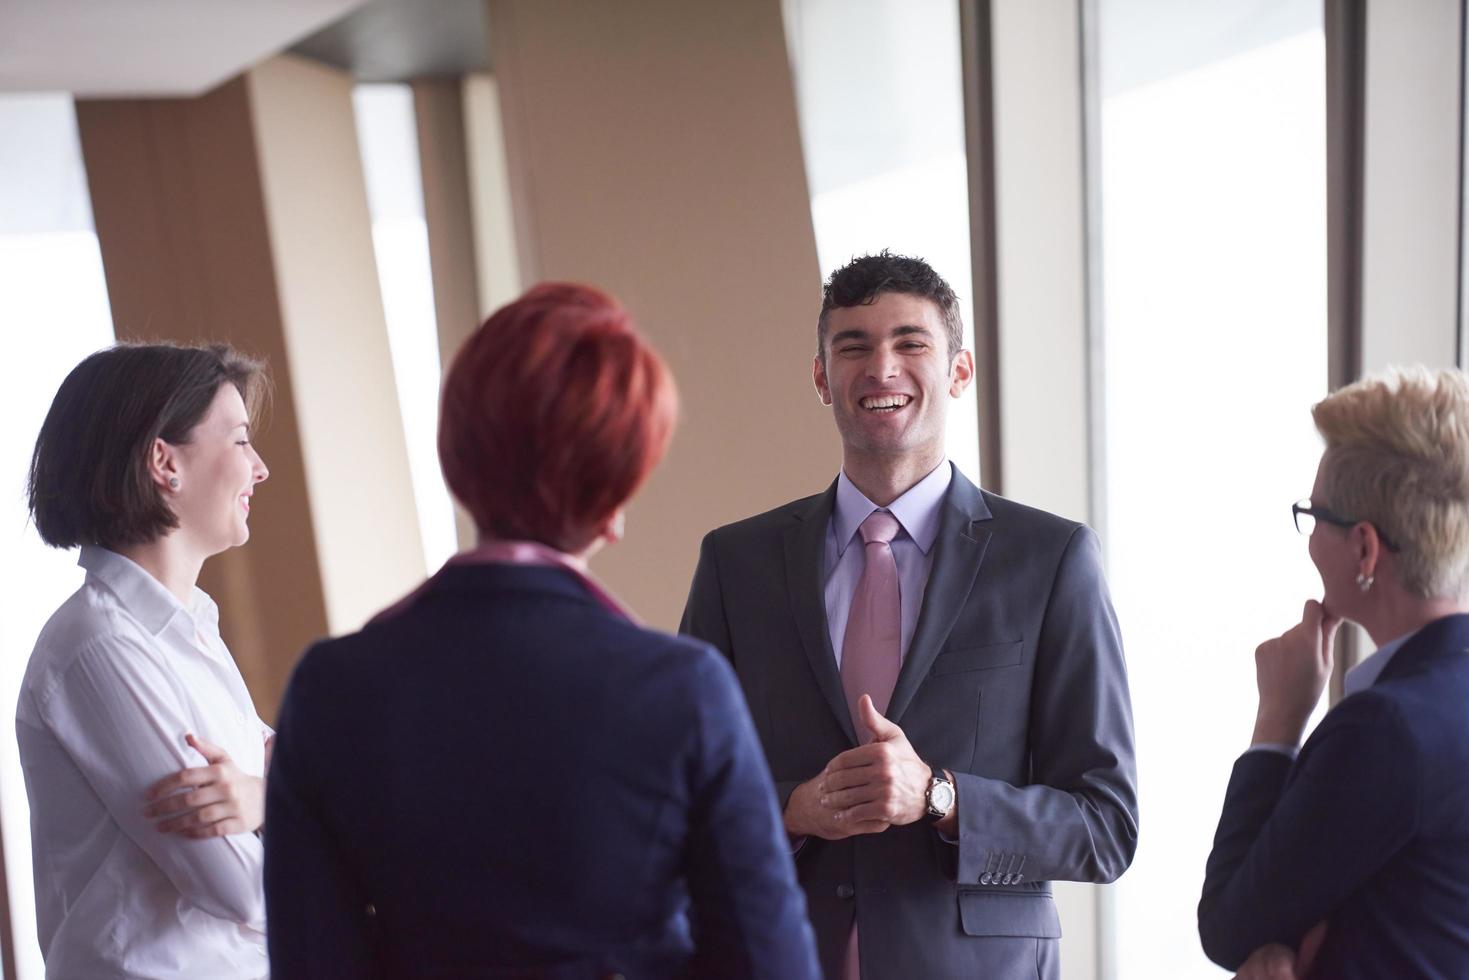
[438,283,678,551]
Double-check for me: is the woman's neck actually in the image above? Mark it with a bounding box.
[114,535,205,607]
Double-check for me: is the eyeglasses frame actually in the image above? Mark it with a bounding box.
[1291,500,1400,553]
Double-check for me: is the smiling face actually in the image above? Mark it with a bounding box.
[162,384,269,557]
[814,291,974,465]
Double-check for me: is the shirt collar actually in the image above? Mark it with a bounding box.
[1343,627,1418,697]
[833,460,953,558]
[78,545,211,637]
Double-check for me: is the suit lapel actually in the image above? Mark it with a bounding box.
[783,481,858,744]
[887,471,993,725]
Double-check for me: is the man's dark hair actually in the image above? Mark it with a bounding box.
[817,250,965,361]
[28,342,269,550]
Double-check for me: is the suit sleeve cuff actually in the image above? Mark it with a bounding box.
[1245,743,1299,760]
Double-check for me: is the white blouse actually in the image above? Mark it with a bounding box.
[17,546,270,979]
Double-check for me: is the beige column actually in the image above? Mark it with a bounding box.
[76,55,427,718]
[246,54,427,636]
[414,77,483,365]
[462,73,523,321]
[1360,0,1463,372]
[485,0,832,628]
[413,77,483,548]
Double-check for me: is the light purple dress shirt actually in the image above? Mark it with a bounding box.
[824,461,953,668]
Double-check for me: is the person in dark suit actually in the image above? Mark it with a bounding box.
[264,283,820,980]
[681,252,1138,979]
[1199,365,1469,980]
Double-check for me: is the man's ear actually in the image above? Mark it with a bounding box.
[813,355,832,406]
[949,349,975,398]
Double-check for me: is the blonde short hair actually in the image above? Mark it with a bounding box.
[1313,365,1469,599]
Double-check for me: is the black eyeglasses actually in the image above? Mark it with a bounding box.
[1292,500,1400,552]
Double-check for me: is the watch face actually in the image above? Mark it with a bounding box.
[929,780,956,814]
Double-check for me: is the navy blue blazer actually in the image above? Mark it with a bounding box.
[265,563,819,980]
[1200,613,1469,978]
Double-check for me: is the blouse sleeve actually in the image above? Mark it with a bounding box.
[37,633,265,931]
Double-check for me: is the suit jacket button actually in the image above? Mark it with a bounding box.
[980,873,993,884]
[836,883,855,900]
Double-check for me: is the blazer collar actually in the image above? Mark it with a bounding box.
[784,480,854,741]
[403,562,603,615]
[1374,612,1469,686]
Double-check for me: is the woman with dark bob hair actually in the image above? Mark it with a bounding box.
[21,343,274,978]
[264,283,820,979]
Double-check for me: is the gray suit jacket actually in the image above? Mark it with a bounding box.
[680,469,1138,979]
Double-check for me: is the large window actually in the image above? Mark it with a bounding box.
[353,84,460,571]
[1095,3,1328,976]
[783,0,981,484]
[0,93,117,980]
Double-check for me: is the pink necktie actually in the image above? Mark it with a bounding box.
[840,510,903,737]
[838,510,901,980]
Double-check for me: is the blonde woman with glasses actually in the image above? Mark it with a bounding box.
[1199,366,1469,980]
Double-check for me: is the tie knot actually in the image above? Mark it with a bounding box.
[859,510,901,546]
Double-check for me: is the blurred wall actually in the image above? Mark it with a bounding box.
[487,0,835,627]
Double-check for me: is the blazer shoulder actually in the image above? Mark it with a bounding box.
[1306,685,1415,751]
[288,629,369,687]
[979,489,1090,542]
[616,618,724,664]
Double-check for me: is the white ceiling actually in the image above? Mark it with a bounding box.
[0,0,369,98]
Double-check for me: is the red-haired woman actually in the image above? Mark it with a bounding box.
[264,284,820,979]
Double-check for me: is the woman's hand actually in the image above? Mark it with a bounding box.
[1234,921,1327,980]
[1252,600,1341,747]
[143,733,265,838]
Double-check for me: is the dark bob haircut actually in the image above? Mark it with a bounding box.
[438,282,678,552]
[28,343,269,550]
[817,250,965,361]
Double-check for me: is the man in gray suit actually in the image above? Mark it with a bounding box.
[681,252,1138,978]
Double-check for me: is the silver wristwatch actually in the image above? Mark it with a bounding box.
[924,764,956,822]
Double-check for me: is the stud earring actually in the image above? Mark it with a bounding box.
[168,477,179,490]
[1355,572,1374,592]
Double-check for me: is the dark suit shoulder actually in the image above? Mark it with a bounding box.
[978,489,1087,538]
[1297,687,1417,774]
[1309,685,1411,736]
